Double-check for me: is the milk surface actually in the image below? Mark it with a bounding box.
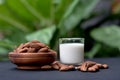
[59,43,84,65]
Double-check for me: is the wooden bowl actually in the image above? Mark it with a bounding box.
[9,52,55,69]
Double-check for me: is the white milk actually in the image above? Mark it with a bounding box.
[59,43,84,65]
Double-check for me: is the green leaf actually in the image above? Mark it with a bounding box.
[91,25,120,48]
[0,14,30,32]
[19,0,45,21]
[5,28,28,45]
[0,0,31,32]
[58,0,99,35]
[85,43,101,58]
[26,25,56,44]
[0,40,14,49]
[55,0,73,23]
[5,0,39,30]
[0,47,9,55]
[5,0,39,22]
[27,0,52,19]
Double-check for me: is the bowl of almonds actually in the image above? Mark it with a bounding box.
[9,40,57,69]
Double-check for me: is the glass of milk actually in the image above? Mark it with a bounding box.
[59,38,84,65]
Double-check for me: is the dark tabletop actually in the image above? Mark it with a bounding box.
[0,58,120,80]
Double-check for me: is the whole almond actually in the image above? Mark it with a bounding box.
[96,63,103,68]
[68,65,75,70]
[38,47,48,52]
[36,43,46,47]
[31,40,40,43]
[41,65,52,70]
[102,64,108,69]
[88,67,96,72]
[30,43,41,49]
[22,42,30,48]
[92,65,99,70]
[51,63,60,70]
[18,48,28,53]
[60,65,69,71]
[16,44,24,50]
[80,62,88,71]
[27,47,36,53]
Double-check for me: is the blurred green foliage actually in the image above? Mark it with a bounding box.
[91,26,120,49]
[0,0,120,61]
[86,26,120,58]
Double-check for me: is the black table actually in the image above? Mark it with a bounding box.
[0,58,120,80]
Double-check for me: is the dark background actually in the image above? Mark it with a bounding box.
[0,0,120,61]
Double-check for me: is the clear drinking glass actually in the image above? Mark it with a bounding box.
[59,38,84,65]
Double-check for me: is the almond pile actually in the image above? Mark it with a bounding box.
[38,61,75,70]
[76,61,108,72]
[13,40,56,55]
[39,61,108,72]
[51,61,75,71]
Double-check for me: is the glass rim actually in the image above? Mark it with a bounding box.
[59,38,84,44]
[59,38,84,40]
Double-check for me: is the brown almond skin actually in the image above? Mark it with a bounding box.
[80,62,88,71]
[18,48,28,53]
[96,63,103,68]
[79,61,97,72]
[16,44,24,51]
[52,61,71,71]
[29,43,41,49]
[92,65,99,70]
[48,49,56,54]
[102,64,108,69]
[80,61,97,71]
[68,65,75,70]
[36,43,46,48]
[59,64,72,71]
[59,64,70,71]
[86,61,97,67]
[59,65,75,71]
[27,48,36,53]
[46,46,49,49]
[77,61,109,72]
[13,49,17,53]
[76,66,81,70]
[60,66,69,71]
[88,67,96,72]
[51,61,60,70]
[41,65,52,70]
[38,47,48,52]
[22,42,30,48]
[52,64,59,70]
[31,40,40,43]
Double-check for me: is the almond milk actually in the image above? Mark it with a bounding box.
[59,43,84,65]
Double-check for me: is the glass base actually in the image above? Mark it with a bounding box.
[60,61,84,66]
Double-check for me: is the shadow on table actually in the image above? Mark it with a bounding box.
[10,68,59,72]
[9,67,103,73]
